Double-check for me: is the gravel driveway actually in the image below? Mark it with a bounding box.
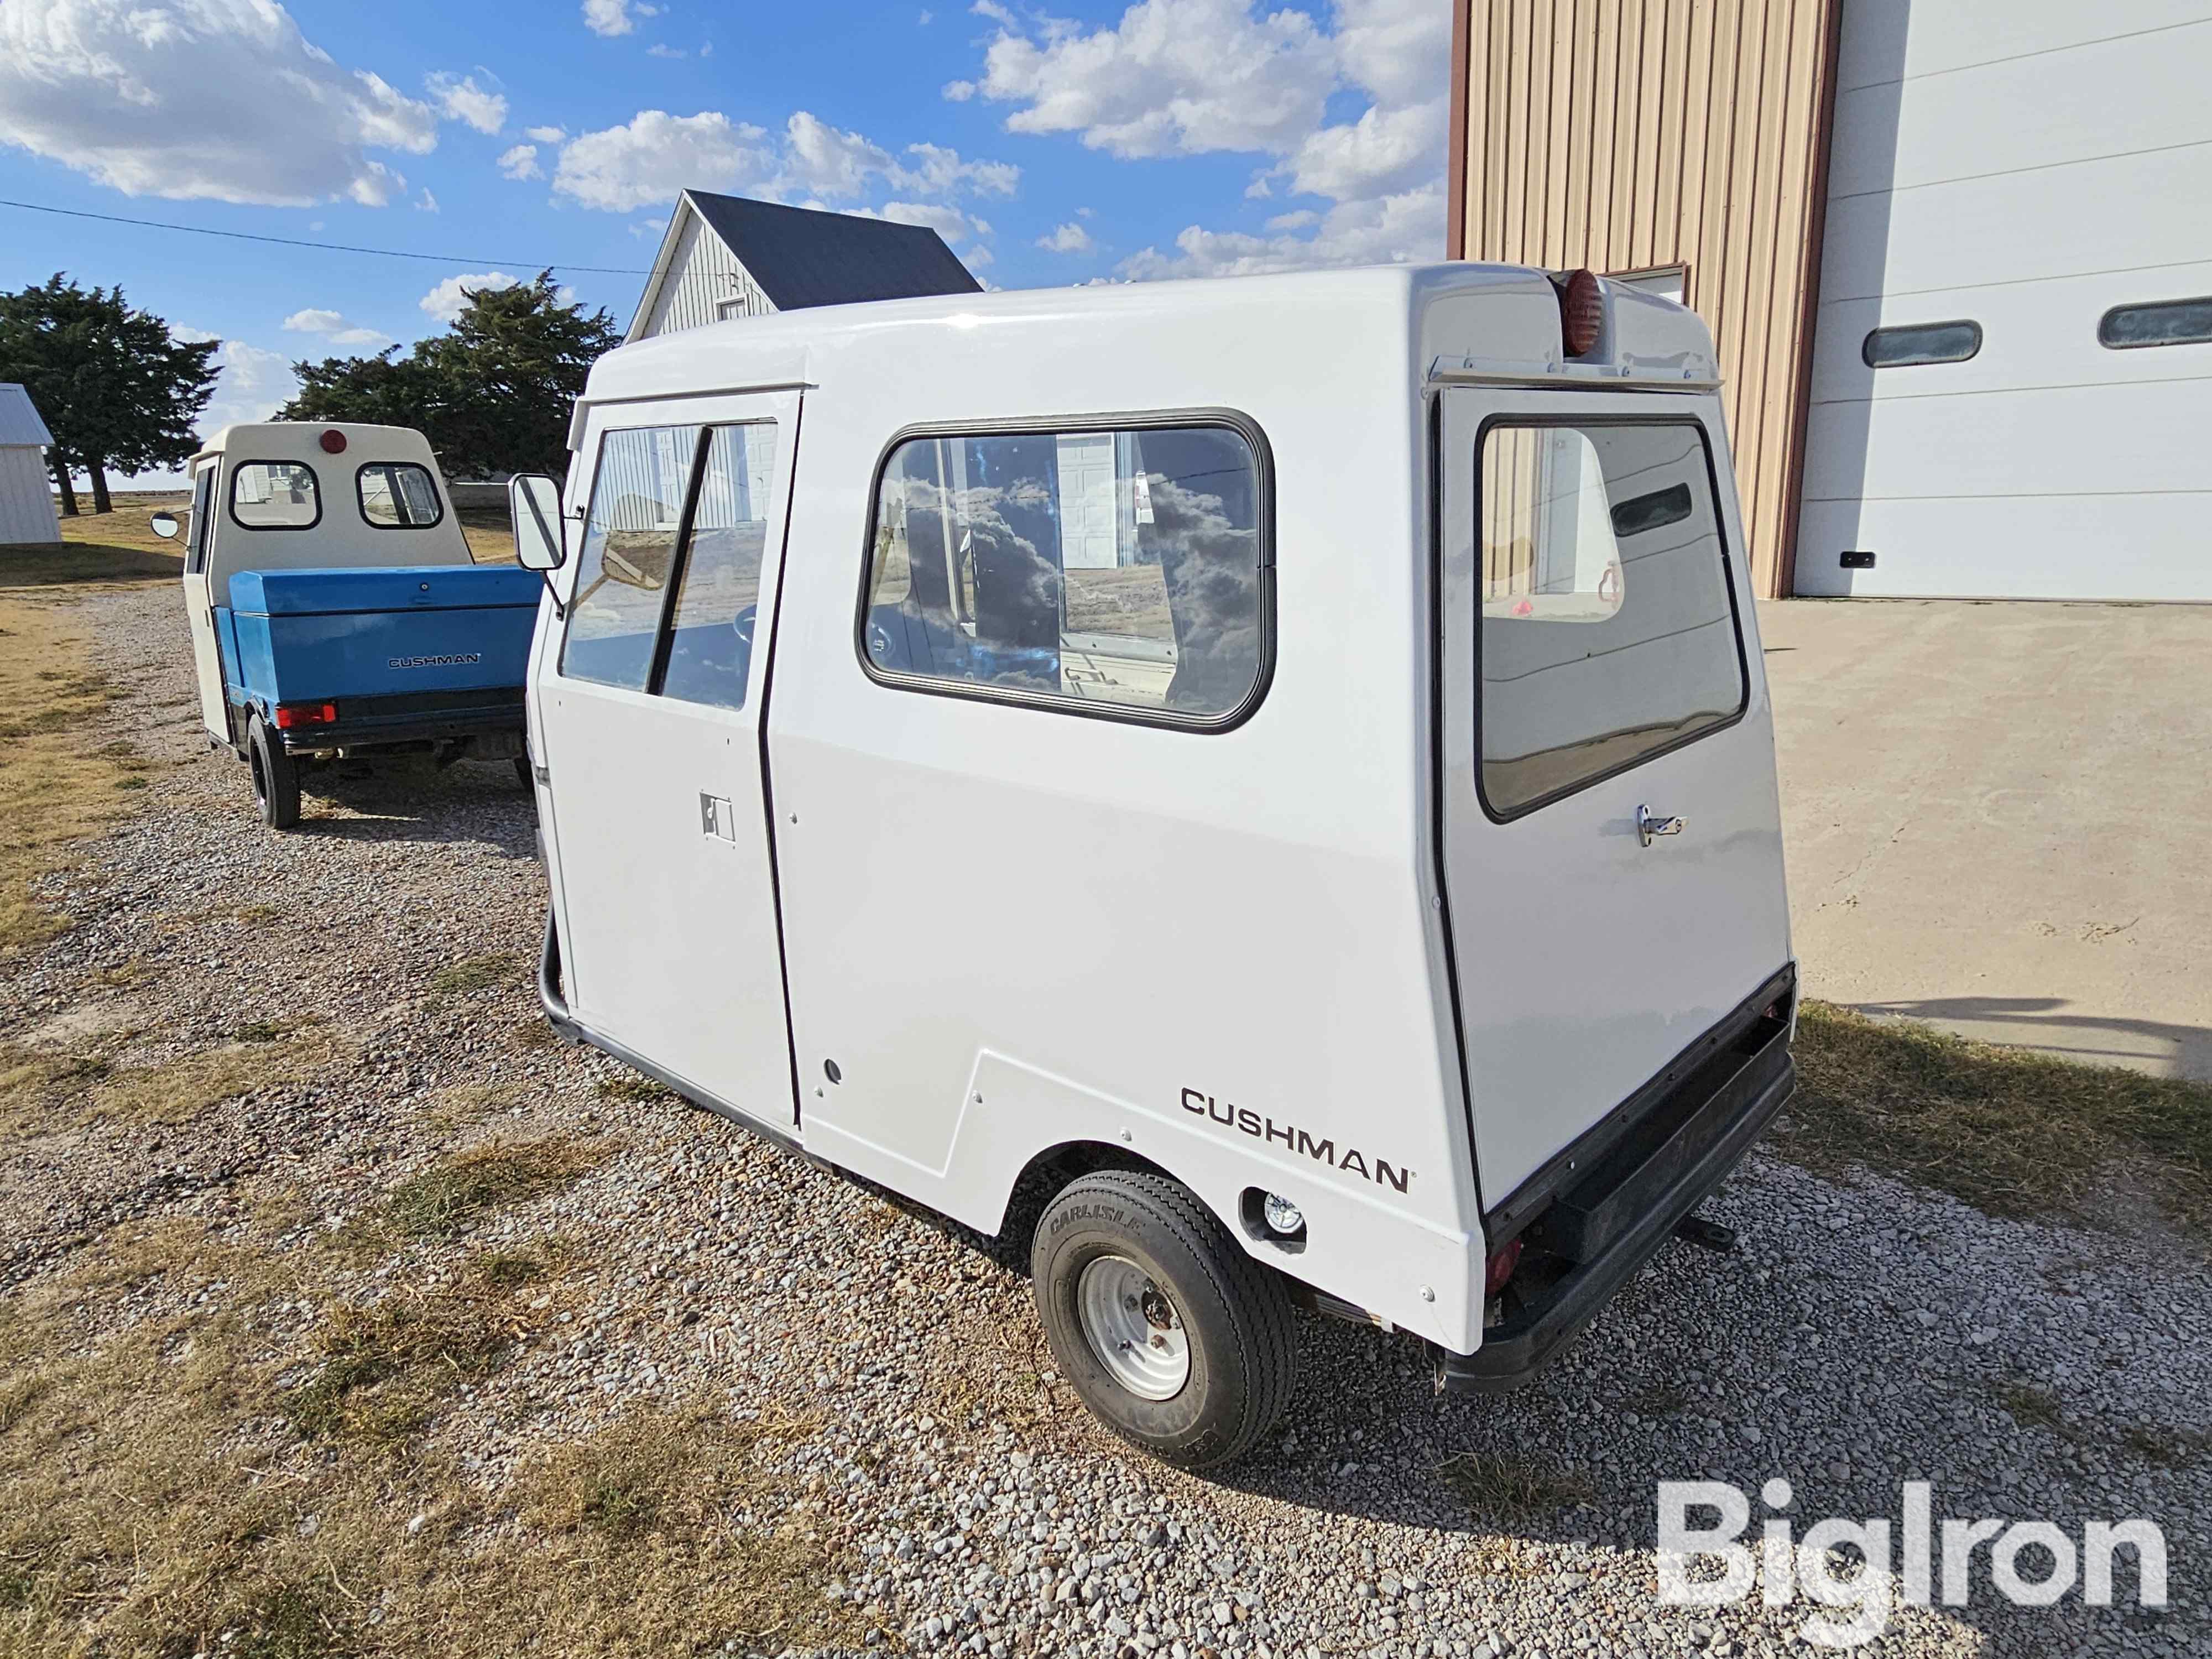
[3,583,2206,1658]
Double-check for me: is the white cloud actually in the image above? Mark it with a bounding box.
[582,0,635,36]
[966,0,1449,277]
[0,0,437,206]
[497,143,541,180]
[646,43,685,58]
[551,108,1018,213]
[1037,221,1094,254]
[966,243,993,267]
[281,309,388,348]
[427,70,507,135]
[971,0,1018,23]
[942,79,977,101]
[202,341,299,436]
[972,0,1335,159]
[1117,181,1443,279]
[877,200,976,244]
[525,124,567,144]
[919,7,935,22]
[419,271,521,324]
[415,187,439,212]
[553,110,778,212]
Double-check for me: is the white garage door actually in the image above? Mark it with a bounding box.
[1797,2,2212,599]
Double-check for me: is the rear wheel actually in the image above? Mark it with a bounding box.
[1031,1170,1295,1469]
[247,717,300,830]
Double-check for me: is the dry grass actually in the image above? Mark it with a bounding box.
[457,504,517,565]
[426,952,525,997]
[596,1073,676,1103]
[1436,1449,1597,1521]
[0,1210,851,1658]
[282,1253,559,1442]
[1779,1001,2212,1243]
[374,1136,611,1243]
[0,528,181,956]
[0,1028,335,1138]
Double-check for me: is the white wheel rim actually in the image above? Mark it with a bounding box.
[1076,1254,1190,1400]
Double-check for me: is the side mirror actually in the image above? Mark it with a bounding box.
[509,474,567,572]
[149,511,180,540]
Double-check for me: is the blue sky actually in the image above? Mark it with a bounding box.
[0,0,1447,480]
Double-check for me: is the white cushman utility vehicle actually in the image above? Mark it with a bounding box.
[510,263,1796,1468]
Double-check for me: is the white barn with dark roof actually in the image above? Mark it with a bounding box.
[627,191,983,343]
[0,383,61,547]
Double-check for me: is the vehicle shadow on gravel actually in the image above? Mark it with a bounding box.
[283,760,541,855]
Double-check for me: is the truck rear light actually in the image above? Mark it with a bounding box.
[274,701,337,730]
[1553,268,1604,357]
[1484,1238,1524,1296]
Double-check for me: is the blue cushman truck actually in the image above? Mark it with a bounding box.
[155,422,540,829]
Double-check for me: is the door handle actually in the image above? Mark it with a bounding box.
[1636,804,1685,847]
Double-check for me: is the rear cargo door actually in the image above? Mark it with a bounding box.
[534,392,800,1128]
[180,459,229,742]
[1436,390,1792,1210]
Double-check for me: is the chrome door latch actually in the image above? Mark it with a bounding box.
[1636,804,1685,847]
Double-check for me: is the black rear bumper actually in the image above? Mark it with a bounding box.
[1438,967,1797,1392]
[274,686,525,754]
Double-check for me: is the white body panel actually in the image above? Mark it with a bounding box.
[1801,3,2212,598]
[529,265,1792,1357]
[176,424,474,742]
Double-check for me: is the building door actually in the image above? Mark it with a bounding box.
[534,393,801,1128]
[1797,1,2212,598]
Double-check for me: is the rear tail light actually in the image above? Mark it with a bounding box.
[1552,267,1604,357]
[1484,1238,1524,1297]
[274,701,337,730]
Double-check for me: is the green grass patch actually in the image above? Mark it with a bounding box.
[1436,1449,1596,1521]
[1778,1001,2212,1241]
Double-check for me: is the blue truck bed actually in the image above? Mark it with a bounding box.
[217,565,540,753]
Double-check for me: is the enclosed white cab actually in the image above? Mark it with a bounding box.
[520,265,1796,1467]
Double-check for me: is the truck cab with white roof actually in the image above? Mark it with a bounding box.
[160,422,538,828]
[509,262,1796,1468]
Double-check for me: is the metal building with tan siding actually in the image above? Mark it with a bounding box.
[1449,1,2212,601]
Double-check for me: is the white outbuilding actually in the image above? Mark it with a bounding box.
[0,383,61,546]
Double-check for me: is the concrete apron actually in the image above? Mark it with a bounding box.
[1761,598,2212,1082]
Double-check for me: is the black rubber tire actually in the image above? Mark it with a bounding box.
[513,755,534,791]
[247,717,300,830]
[1032,1171,1295,1469]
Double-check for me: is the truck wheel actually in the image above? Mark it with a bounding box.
[248,717,301,830]
[1031,1170,1295,1469]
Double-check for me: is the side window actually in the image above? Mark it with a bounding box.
[357,462,445,528]
[186,465,216,573]
[559,425,701,691]
[1477,421,1746,818]
[2099,296,2212,350]
[1862,320,1980,368]
[659,423,777,711]
[862,420,1269,724]
[228,461,320,530]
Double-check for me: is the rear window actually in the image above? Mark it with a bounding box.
[358,462,444,528]
[1476,420,1746,818]
[229,461,320,530]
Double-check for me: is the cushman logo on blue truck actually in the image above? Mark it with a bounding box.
[387,653,483,669]
[1180,1087,1414,1192]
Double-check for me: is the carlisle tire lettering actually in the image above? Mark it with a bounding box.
[1180,1087,1414,1193]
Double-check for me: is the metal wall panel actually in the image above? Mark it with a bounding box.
[1453,0,1841,597]
[0,448,62,546]
[638,208,776,339]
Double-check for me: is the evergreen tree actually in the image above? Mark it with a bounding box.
[280,273,618,478]
[0,274,219,515]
